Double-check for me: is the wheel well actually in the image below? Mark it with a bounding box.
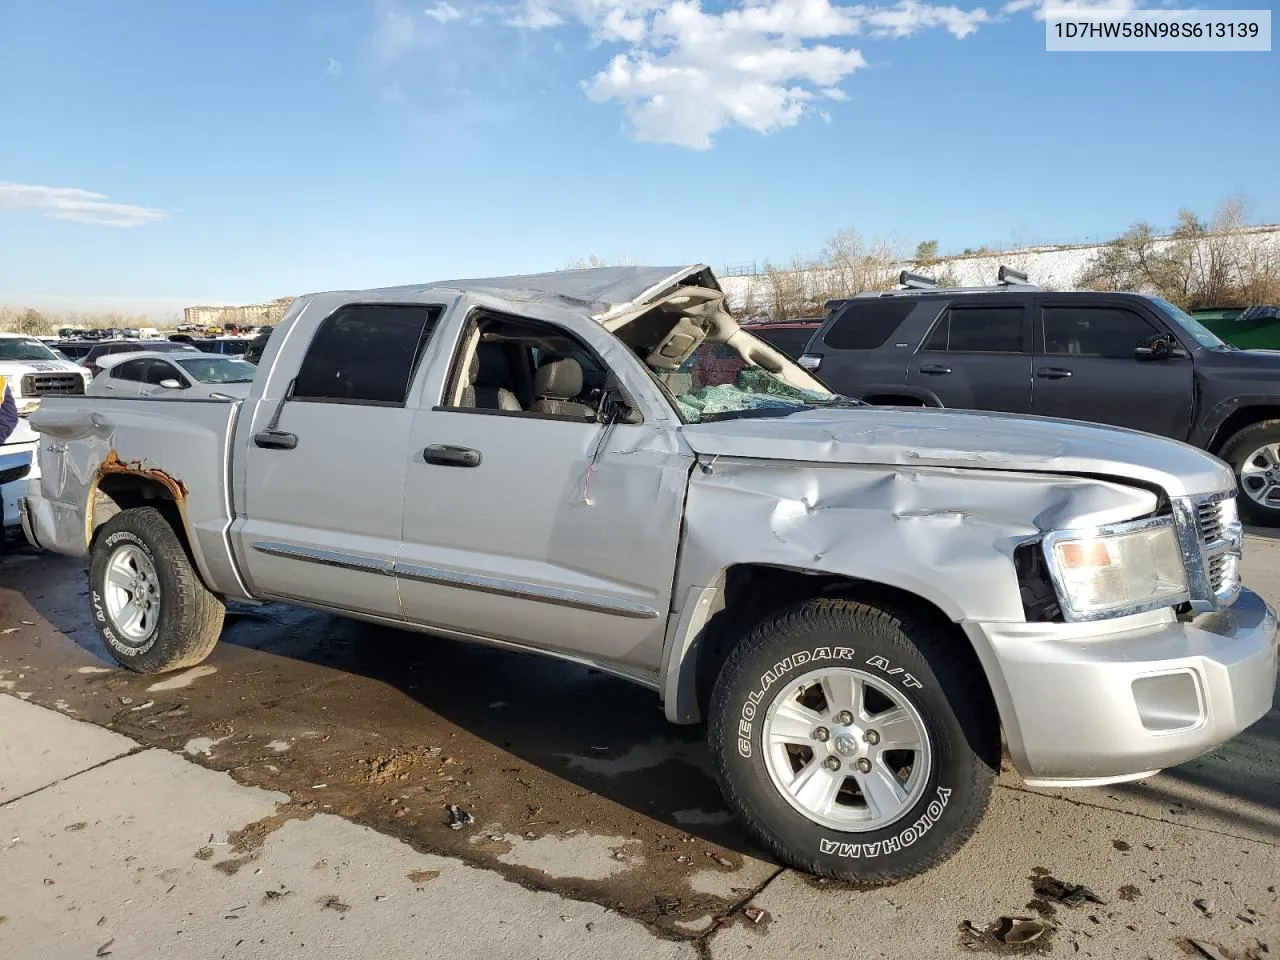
[694,564,991,717]
[1209,405,1280,455]
[860,394,932,407]
[91,475,191,557]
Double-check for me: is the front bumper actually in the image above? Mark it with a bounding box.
[966,587,1278,786]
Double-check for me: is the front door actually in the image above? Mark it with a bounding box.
[396,308,692,678]
[906,300,1033,413]
[233,300,445,619]
[1032,300,1195,439]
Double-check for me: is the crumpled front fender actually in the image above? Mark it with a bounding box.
[660,459,1159,723]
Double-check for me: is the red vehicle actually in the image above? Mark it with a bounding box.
[741,319,823,360]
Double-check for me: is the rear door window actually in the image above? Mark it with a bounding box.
[293,303,442,406]
[110,359,149,382]
[922,304,1025,354]
[822,301,916,349]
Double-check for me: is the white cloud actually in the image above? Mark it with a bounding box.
[0,182,166,228]
[326,57,343,76]
[425,1,463,22]
[508,0,995,148]
[1007,0,1140,19]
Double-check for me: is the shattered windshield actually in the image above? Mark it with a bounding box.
[665,339,849,423]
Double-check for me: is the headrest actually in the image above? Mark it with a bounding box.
[471,342,510,386]
[534,358,583,400]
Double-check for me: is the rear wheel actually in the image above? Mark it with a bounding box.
[707,597,999,883]
[90,507,225,672]
[1220,421,1280,527]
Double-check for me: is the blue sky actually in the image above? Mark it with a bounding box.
[0,0,1276,315]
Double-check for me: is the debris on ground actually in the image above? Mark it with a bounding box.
[318,895,350,913]
[407,869,439,885]
[743,905,768,924]
[1194,899,1216,917]
[1031,875,1105,907]
[1112,840,1132,852]
[1180,939,1233,960]
[96,938,114,957]
[445,805,474,830]
[961,916,1050,949]
[654,896,681,916]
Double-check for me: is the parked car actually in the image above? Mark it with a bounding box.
[53,340,96,361]
[193,337,251,356]
[741,319,825,360]
[797,269,1280,525]
[22,264,1277,885]
[243,327,272,365]
[89,352,256,399]
[81,340,200,377]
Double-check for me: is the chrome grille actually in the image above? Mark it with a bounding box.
[21,372,84,396]
[1184,494,1242,607]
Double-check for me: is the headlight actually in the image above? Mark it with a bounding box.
[1042,516,1188,621]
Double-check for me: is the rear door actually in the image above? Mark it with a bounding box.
[1032,299,1194,438]
[906,299,1033,412]
[232,301,444,619]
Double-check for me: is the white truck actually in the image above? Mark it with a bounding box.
[0,333,92,532]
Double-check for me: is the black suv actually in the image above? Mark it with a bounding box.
[798,268,1280,525]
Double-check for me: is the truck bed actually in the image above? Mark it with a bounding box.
[27,396,247,598]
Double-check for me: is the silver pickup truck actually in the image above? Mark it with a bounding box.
[21,265,1278,883]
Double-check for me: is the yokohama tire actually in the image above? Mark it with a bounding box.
[708,597,999,884]
[89,507,225,673]
[1219,420,1280,527]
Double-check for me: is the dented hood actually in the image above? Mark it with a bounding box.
[680,406,1234,499]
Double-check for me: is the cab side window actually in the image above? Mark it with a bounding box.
[440,314,612,422]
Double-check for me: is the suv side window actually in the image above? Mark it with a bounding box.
[1042,305,1160,358]
[110,359,149,382]
[293,304,441,406]
[923,304,1024,354]
[823,301,915,350]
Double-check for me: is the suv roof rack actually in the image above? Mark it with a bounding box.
[898,270,938,290]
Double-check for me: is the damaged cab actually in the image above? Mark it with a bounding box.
[21,265,1279,883]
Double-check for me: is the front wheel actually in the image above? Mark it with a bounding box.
[1220,421,1280,527]
[89,507,225,673]
[707,597,999,884]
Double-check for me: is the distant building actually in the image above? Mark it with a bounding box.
[183,297,294,328]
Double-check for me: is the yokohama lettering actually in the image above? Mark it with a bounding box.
[818,787,952,858]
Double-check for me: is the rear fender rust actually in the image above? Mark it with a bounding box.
[87,450,192,548]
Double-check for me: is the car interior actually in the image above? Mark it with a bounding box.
[445,315,609,420]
